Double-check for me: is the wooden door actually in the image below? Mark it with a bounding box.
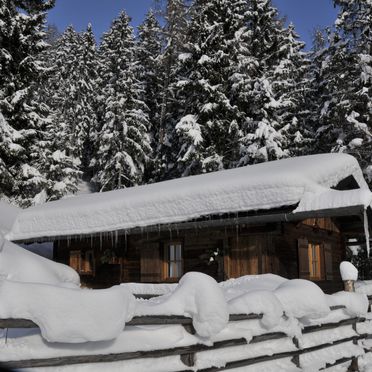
[228,236,261,278]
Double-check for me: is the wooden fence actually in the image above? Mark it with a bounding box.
[0,304,371,371]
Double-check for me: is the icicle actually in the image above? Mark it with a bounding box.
[236,224,239,246]
[115,230,118,247]
[110,231,114,248]
[100,233,103,251]
[364,209,370,258]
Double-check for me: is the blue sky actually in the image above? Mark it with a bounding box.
[47,0,338,49]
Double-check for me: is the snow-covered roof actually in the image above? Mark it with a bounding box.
[4,153,372,241]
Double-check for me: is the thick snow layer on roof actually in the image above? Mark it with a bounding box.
[294,188,372,214]
[5,153,372,240]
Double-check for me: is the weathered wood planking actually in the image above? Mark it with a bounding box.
[53,216,347,290]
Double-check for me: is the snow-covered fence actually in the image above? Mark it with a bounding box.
[0,306,371,371]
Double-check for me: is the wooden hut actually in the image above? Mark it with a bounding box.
[5,154,372,293]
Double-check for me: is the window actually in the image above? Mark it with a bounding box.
[81,250,95,275]
[164,243,183,280]
[308,243,323,280]
[69,250,81,272]
[69,250,95,275]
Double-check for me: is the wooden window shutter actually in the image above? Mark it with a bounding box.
[298,238,310,279]
[69,251,81,272]
[324,243,333,280]
[140,242,162,282]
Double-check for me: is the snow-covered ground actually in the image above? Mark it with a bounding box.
[0,241,371,371]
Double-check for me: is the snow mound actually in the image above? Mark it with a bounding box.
[0,238,80,287]
[356,280,372,295]
[275,279,330,319]
[228,290,283,329]
[5,153,370,240]
[220,274,287,301]
[0,200,21,236]
[327,291,368,317]
[340,261,358,281]
[0,280,135,343]
[121,282,177,296]
[136,272,229,338]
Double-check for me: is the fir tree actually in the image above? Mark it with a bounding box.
[156,0,190,180]
[0,0,55,205]
[94,12,151,191]
[168,0,242,177]
[136,10,163,182]
[37,26,86,198]
[231,0,310,165]
[76,24,100,177]
[312,0,372,184]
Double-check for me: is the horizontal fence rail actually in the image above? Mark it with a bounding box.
[0,305,369,371]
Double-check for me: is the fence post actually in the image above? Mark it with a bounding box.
[344,280,355,293]
[341,263,359,372]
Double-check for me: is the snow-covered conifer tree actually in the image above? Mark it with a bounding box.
[312,0,372,183]
[0,0,55,205]
[167,0,243,177]
[231,0,310,165]
[94,12,151,191]
[37,25,93,199]
[136,10,163,182]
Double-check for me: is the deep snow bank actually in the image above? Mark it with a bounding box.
[136,272,229,338]
[0,280,135,343]
[0,200,20,236]
[0,237,80,287]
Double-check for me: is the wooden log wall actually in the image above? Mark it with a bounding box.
[54,218,345,291]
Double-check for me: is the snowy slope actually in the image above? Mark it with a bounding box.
[5,153,372,241]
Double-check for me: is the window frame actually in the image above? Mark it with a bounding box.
[69,250,81,273]
[81,250,95,275]
[69,250,95,276]
[308,242,325,281]
[163,241,183,281]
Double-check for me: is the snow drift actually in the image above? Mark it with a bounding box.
[136,272,229,338]
[0,200,21,236]
[0,237,79,287]
[0,280,135,343]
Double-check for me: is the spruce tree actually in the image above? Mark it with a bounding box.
[37,26,87,199]
[0,0,55,206]
[136,10,163,182]
[168,0,242,177]
[312,0,372,184]
[231,0,310,165]
[156,0,190,180]
[94,12,151,191]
